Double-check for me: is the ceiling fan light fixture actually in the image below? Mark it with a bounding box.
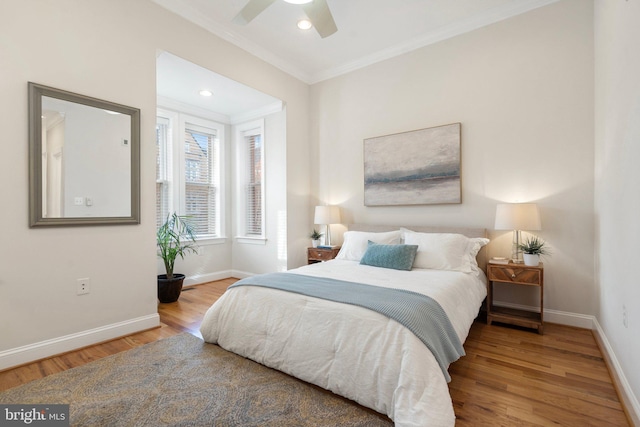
[233,0,336,38]
[297,19,312,30]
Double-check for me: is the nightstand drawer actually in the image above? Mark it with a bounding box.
[307,247,341,264]
[488,265,541,286]
[308,249,334,260]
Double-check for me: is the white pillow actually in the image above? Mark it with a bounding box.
[466,237,490,273]
[336,230,402,261]
[402,230,488,273]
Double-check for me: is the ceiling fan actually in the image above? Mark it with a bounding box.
[234,0,338,38]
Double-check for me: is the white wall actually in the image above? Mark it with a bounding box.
[310,0,595,317]
[0,0,309,367]
[594,0,640,421]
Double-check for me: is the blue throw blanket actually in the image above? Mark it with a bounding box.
[230,272,465,382]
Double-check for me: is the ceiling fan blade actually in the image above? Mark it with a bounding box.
[233,0,277,25]
[303,0,337,38]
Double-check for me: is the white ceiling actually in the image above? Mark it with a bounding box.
[157,51,282,120]
[153,0,559,84]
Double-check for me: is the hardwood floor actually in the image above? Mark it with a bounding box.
[449,321,629,426]
[0,278,629,426]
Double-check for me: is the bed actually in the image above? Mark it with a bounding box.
[200,224,488,427]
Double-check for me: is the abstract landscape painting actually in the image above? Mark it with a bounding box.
[364,123,461,206]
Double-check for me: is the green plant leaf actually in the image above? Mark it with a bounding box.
[157,212,199,279]
[517,236,550,256]
[309,228,323,240]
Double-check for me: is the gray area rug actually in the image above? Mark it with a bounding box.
[0,333,393,426]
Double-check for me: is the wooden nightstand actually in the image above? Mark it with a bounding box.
[307,247,341,264]
[487,262,544,334]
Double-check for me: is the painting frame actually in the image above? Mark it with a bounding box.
[363,123,461,206]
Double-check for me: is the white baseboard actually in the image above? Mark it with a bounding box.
[183,270,235,287]
[230,270,255,279]
[493,300,594,329]
[0,314,160,371]
[592,318,640,426]
[494,300,639,425]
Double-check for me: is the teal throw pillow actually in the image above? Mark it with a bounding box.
[359,241,418,271]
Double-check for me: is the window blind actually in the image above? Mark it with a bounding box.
[184,125,218,237]
[155,117,170,228]
[245,133,262,236]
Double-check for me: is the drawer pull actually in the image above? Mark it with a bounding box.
[511,273,516,278]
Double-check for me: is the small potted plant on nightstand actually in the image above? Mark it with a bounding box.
[309,229,323,248]
[157,212,198,303]
[518,236,549,266]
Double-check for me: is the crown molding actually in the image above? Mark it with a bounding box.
[157,96,231,124]
[230,101,283,125]
[157,96,283,126]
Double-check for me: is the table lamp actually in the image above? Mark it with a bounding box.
[314,205,341,246]
[494,203,541,263]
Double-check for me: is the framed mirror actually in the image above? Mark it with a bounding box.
[28,82,140,227]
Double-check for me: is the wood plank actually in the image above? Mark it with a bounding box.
[450,322,629,425]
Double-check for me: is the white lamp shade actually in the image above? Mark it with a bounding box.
[494,203,541,231]
[314,205,341,225]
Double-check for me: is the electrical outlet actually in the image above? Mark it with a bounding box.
[623,304,628,328]
[77,278,90,295]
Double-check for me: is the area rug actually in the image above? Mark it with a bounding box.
[0,333,392,426]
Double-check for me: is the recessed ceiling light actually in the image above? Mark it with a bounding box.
[199,89,213,97]
[297,19,312,30]
[283,0,312,4]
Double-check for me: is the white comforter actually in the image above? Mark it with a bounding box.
[200,260,486,427]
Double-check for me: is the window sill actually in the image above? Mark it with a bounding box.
[196,236,227,246]
[236,236,267,245]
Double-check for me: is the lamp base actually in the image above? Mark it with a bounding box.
[511,229,523,264]
[325,224,332,246]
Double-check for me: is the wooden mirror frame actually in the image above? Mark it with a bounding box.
[28,82,141,227]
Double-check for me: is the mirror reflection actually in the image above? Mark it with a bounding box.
[41,97,132,218]
[29,83,140,227]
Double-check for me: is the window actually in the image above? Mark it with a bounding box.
[185,160,199,181]
[156,111,223,239]
[236,120,265,241]
[155,116,171,229]
[183,124,219,237]
[245,133,262,235]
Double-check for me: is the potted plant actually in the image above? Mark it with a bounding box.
[518,236,549,266]
[310,229,323,248]
[157,213,198,303]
